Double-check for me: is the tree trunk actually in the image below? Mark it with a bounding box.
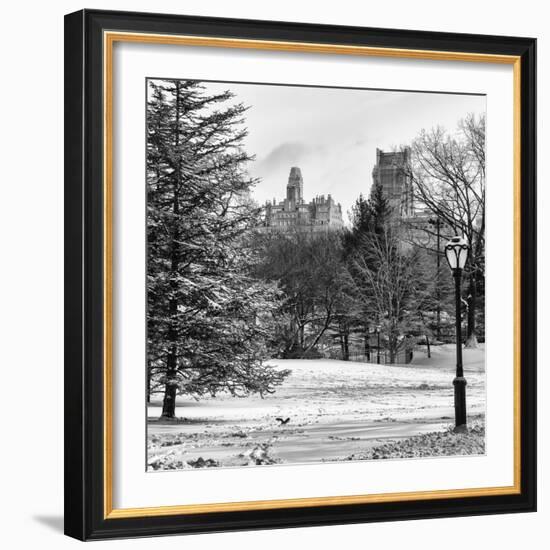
[160,209,180,417]
[465,272,478,348]
[304,312,332,354]
[161,345,178,418]
[161,334,178,418]
[161,380,177,418]
[147,367,151,403]
[343,332,349,361]
[160,83,181,419]
[364,325,371,361]
[425,334,431,358]
[388,335,396,364]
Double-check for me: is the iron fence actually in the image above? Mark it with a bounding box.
[326,347,414,365]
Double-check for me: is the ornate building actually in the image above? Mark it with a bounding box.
[371,147,414,217]
[263,167,344,231]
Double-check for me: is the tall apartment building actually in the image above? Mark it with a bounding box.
[371,147,414,217]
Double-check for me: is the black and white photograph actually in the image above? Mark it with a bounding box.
[145,77,486,471]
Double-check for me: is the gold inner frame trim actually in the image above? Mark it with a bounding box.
[103,30,522,520]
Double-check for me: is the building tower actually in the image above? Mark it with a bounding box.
[263,167,343,231]
[286,166,303,204]
[371,147,414,217]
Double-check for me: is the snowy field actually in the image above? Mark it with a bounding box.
[147,344,485,470]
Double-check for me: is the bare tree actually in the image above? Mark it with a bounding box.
[404,114,485,347]
[349,225,432,363]
[253,229,347,357]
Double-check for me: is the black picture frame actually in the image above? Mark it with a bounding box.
[64,8,536,541]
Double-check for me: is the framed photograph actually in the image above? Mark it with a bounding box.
[64,9,536,540]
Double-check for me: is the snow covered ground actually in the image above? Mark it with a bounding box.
[147,344,485,470]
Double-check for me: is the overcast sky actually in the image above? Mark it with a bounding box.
[199,81,485,223]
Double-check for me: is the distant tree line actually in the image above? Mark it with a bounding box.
[251,183,442,365]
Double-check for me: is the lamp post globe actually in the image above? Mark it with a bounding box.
[444,235,469,271]
[445,236,470,432]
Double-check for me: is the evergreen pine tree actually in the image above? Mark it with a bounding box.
[368,181,393,236]
[147,80,288,418]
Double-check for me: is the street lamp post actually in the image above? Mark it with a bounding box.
[444,236,470,432]
[376,325,381,364]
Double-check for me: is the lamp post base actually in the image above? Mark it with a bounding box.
[453,376,468,430]
[453,424,468,434]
